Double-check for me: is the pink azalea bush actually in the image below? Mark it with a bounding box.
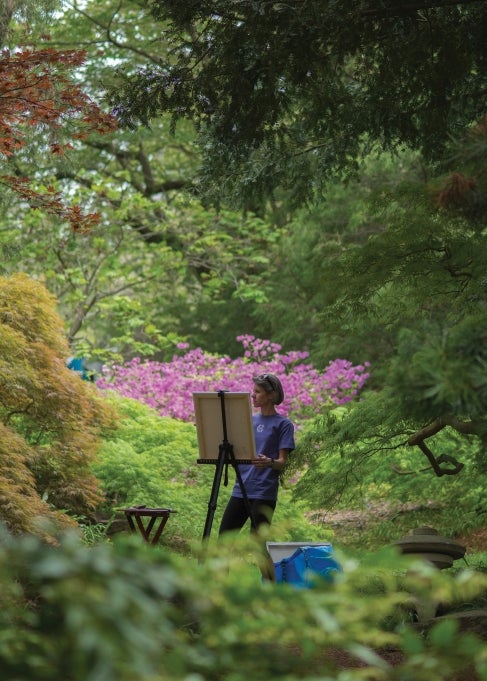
[97,335,370,425]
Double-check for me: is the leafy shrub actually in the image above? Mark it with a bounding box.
[1,526,486,681]
[93,395,326,549]
[290,403,487,547]
[97,335,370,425]
[0,274,116,538]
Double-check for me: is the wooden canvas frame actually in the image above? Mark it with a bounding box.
[193,392,256,462]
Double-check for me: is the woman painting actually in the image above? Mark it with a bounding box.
[219,373,295,544]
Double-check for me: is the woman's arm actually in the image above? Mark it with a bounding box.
[270,448,290,471]
[253,448,290,470]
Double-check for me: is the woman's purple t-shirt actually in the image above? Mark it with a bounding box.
[232,413,295,501]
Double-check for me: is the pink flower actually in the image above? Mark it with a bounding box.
[97,337,370,425]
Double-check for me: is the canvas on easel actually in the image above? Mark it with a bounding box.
[193,392,256,462]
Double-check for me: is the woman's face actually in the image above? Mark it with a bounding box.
[251,382,274,409]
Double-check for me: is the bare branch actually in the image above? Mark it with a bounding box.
[406,414,482,476]
[408,415,480,444]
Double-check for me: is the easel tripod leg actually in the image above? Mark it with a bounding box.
[202,447,227,540]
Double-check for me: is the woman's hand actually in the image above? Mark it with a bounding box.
[253,454,273,468]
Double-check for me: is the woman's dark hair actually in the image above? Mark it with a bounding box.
[253,373,284,405]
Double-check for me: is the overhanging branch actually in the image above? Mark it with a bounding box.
[407,414,480,476]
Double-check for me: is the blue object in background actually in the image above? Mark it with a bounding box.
[66,357,89,380]
[274,544,341,588]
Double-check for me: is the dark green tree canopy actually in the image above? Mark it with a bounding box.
[110,0,487,206]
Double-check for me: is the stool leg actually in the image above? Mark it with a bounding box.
[134,515,150,542]
[151,513,170,545]
[125,513,136,533]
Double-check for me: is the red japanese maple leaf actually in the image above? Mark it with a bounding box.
[0,47,117,230]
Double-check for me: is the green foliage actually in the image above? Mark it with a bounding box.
[0,273,117,538]
[92,395,203,541]
[289,401,487,543]
[111,0,487,208]
[0,0,286,360]
[93,394,326,549]
[0,527,486,681]
[275,144,487,481]
[0,528,183,681]
[390,319,487,422]
[250,150,422,358]
[1,0,58,47]
[2,0,486,546]
[1,143,280,360]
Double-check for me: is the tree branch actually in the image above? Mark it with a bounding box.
[65,0,164,65]
[408,415,480,443]
[415,440,465,476]
[407,414,481,476]
[362,0,485,18]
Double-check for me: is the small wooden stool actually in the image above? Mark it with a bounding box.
[122,506,177,545]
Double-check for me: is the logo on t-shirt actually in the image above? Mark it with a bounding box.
[256,424,265,433]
